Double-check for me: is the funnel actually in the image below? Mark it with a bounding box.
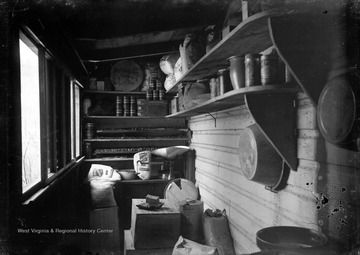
[151,146,190,160]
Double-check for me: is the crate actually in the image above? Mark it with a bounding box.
[130,199,180,249]
[137,100,169,116]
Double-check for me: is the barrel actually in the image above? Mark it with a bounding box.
[179,199,204,243]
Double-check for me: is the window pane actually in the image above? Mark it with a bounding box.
[20,37,41,193]
[74,84,81,157]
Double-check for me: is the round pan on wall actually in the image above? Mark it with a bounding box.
[317,71,360,150]
[238,124,283,188]
[110,60,144,91]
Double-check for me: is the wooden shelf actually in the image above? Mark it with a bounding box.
[84,90,146,95]
[166,10,289,94]
[166,85,300,118]
[84,116,172,119]
[84,158,133,162]
[84,138,189,142]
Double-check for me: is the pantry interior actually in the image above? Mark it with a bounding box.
[1,0,360,254]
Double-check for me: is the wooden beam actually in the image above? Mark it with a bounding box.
[80,41,182,62]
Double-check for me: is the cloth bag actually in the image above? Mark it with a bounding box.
[203,209,236,255]
[172,236,218,255]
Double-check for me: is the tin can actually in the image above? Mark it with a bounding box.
[146,89,153,101]
[84,142,92,159]
[130,96,137,116]
[159,89,165,100]
[261,53,278,85]
[84,123,95,139]
[116,96,123,116]
[218,68,232,95]
[245,54,261,87]
[210,78,218,98]
[153,90,159,101]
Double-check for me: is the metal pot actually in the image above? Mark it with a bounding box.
[238,124,283,188]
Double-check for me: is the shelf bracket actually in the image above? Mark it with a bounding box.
[207,112,216,128]
[245,93,298,171]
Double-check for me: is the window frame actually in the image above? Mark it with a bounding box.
[19,27,83,201]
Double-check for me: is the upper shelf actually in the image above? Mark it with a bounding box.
[166,85,300,118]
[166,9,289,94]
[83,90,146,95]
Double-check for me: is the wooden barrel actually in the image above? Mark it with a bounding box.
[317,71,360,150]
[238,124,283,188]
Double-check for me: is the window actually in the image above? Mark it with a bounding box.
[19,29,82,196]
[19,33,41,193]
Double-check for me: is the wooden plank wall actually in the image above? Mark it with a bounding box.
[188,92,359,254]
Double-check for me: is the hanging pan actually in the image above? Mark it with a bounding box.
[317,70,360,151]
[238,124,284,190]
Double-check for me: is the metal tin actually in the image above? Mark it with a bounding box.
[245,54,261,87]
[261,53,278,85]
[210,78,218,98]
[146,89,153,101]
[130,96,137,116]
[218,68,232,95]
[116,96,123,116]
[159,89,165,100]
[84,142,92,159]
[84,123,95,139]
[153,90,159,101]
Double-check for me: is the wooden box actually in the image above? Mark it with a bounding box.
[137,100,169,116]
[130,199,180,249]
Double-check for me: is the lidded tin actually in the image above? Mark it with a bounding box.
[245,54,261,87]
[261,53,278,85]
[218,68,232,95]
[84,123,95,139]
[116,96,123,116]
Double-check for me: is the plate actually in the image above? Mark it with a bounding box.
[110,60,144,91]
[136,202,164,211]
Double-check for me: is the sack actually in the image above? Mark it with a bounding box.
[89,180,117,208]
[203,209,235,255]
[133,151,152,180]
[86,164,120,183]
[172,236,218,255]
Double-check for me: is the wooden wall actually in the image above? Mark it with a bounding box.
[188,92,359,254]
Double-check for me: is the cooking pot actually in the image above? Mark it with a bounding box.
[238,124,283,188]
[317,70,360,151]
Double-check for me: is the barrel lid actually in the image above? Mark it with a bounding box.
[318,73,356,144]
[164,178,198,207]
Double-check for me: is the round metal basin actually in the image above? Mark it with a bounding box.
[256,226,327,254]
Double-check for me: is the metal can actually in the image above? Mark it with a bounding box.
[84,142,92,159]
[245,54,261,87]
[130,96,137,116]
[159,89,165,100]
[146,89,153,101]
[84,123,95,139]
[261,53,278,85]
[153,90,159,101]
[218,68,232,95]
[210,78,218,98]
[116,96,123,116]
